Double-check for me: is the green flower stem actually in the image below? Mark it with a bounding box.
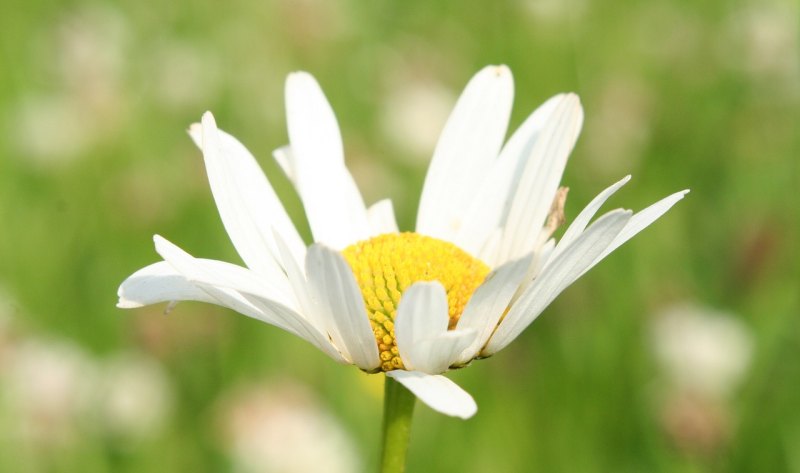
[379,375,416,473]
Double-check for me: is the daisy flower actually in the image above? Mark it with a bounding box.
[118,65,687,420]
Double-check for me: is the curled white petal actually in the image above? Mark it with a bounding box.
[386,370,477,419]
[117,261,216,308]
[394,282,475,373]
[153,235,295,309]
[152,235,346,363]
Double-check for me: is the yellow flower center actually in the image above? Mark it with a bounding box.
[342,233,490,372]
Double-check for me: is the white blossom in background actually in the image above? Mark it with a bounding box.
[723,1,799,88]
[151,40,221,110]
[381,78,456,161]
[520,0,588,22]
[11,95,97,165]
[278,0,353,43]
[93,352,173,442]
[0,287,16,370]
[0,290,171,449]
[54,5,129,94]
[217,382,361,473]
[584,76,653,179]
[634,3,703,67]
[7,5,129,168]
[2,338,96,447]
[652,303,754,398]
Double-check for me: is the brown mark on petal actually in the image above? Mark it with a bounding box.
[543,187,569,240]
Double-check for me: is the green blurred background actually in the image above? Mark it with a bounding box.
[1,0,798,472]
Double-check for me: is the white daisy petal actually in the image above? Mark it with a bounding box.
[153,235,295,310]
[477,228,503,264]
[493,93,566,184]
[497,94,584,264]
[149,238,295,327]
[454,94,565,256]
[485,209,631,355]
[416,65,514,242]
[117,261,216,308]
[394,282,450,372]
[272,231,318,327]
[581,189,690,276]
[305,244,380,371]
[515,238,557,297]
[189,114,306,273]
[285,72,370,249]
[454,255,533,364]
[367,199,399,235]
[270,234,353,365]
[238,291,348,364]
[152,235,346,363]
[556,175,632,253]
[393,282,478,373]
[119,66,687,419]
[422,329,478,374]
[271,144,296,184]
[386,370,477,419]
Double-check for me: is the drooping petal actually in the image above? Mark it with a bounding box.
[386,370,477,419]
[453,94,565,257]
[117,261,216,308]
[416,65,514,243]
[485,209,631,355]
[152,235,347,363]
[130,259,275,326]
[153,235,295,309]
[188,114,306,274]
[285,72,370,249]
[151,236,287,318]
[305,245,380,371]
[454,255,532,364]
[496,94,584,264]
[580,189,690,277]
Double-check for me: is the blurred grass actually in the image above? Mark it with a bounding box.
[0,0,798,472]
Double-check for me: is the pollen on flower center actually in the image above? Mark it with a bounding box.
[342,233,490,372]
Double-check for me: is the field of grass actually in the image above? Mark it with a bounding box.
[1,0,798,472]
